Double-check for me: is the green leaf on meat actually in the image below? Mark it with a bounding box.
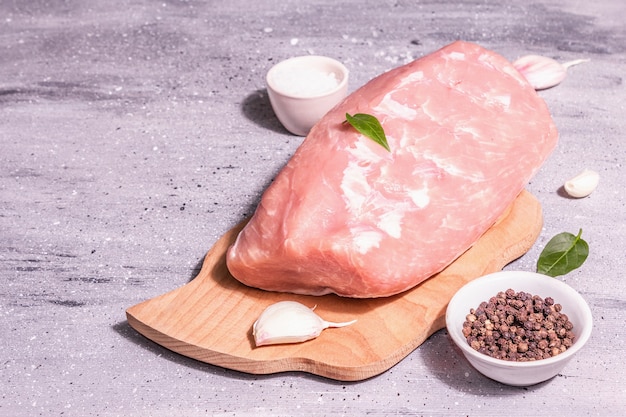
[345,113,390,152]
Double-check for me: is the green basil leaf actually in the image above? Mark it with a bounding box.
[536,229,589,277]
[345,113,390,152]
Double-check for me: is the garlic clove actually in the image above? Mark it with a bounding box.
[513,55,589,90]
[564,169,599,198]
[252,301,356,347]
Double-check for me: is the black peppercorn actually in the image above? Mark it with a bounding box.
[462,289,575,361]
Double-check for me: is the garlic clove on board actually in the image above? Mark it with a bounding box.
[564,169,600,198]
[513,55,589,90]
[252,301,357,347]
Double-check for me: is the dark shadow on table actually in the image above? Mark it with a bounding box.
[421,329,555,394]
[240,89,289,134]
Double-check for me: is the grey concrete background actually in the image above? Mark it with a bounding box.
[1,0,625,416]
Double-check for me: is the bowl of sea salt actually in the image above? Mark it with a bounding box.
[266,55,349,136]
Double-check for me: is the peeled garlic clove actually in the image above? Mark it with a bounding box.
[564,169,599,198]
[252,301,356,347]
[513,55,589,90]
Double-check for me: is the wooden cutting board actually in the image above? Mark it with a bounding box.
[126,190,542,381]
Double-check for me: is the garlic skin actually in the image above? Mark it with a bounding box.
[252,301,356,347]
[513,55,589,90]
[564,169,599,198]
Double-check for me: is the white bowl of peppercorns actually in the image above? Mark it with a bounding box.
[445,270,593,386]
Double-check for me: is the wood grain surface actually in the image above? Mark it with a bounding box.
[127,190,541,381]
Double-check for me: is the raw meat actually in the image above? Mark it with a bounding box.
[226,41,558,298]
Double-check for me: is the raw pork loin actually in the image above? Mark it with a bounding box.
[227,41,558,298]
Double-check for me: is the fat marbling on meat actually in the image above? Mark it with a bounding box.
[226,41,558,298]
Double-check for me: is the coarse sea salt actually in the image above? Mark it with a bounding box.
[271,67,339,97]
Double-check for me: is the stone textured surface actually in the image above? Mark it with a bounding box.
[1,0,625,415]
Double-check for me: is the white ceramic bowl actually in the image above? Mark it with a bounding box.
[266,55,349,136]
[445,270,592,386]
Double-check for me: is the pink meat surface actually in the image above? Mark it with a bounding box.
[226,41,558,298]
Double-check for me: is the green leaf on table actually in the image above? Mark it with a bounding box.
[345,113,390,152]
[536,229,589,277]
